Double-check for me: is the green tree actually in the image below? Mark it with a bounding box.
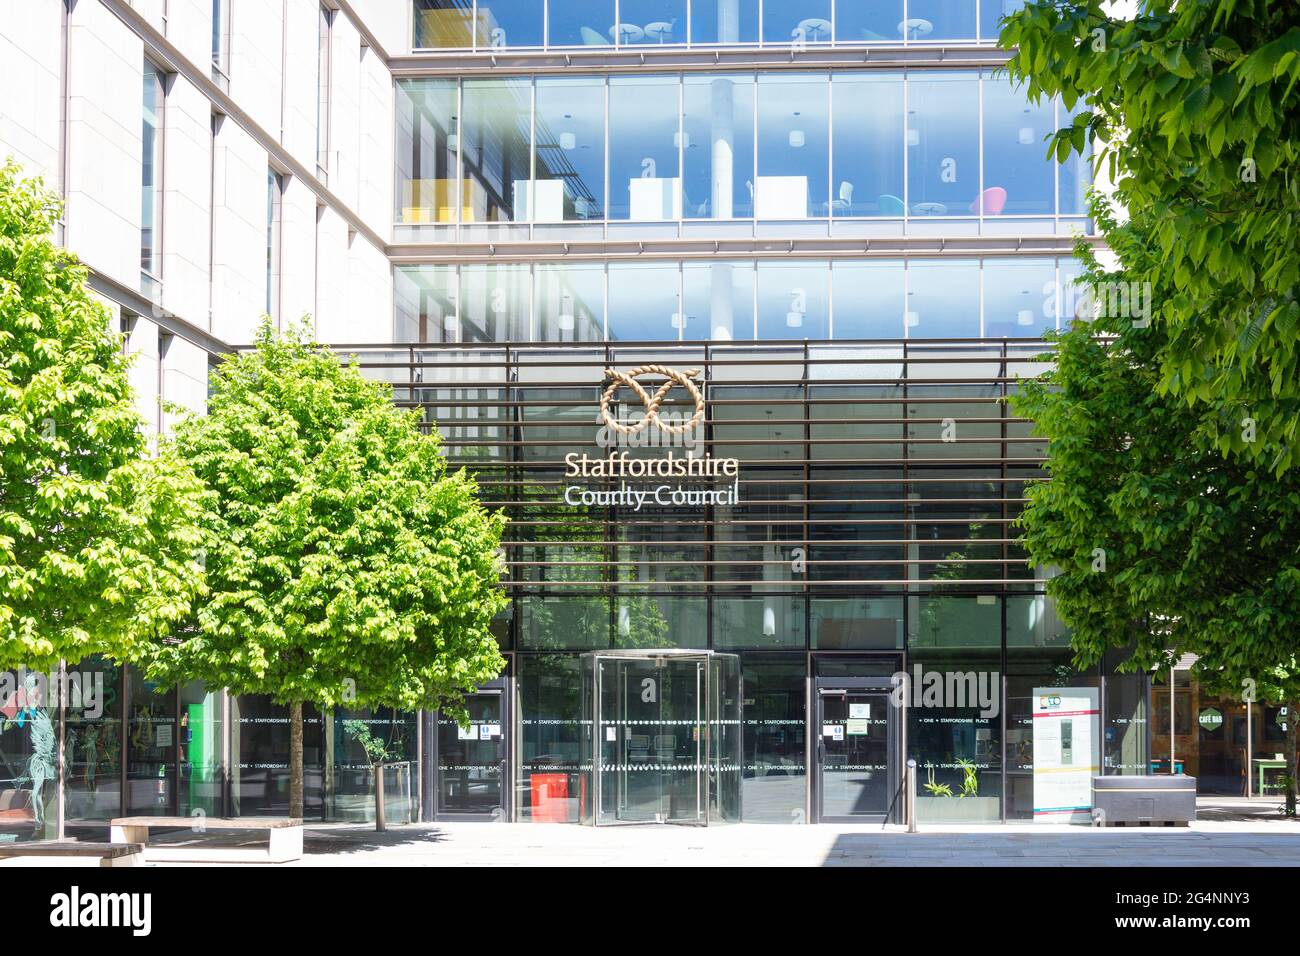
[146,322,508,818]
[0,161,205,674]
[1002,0,1300,472]
[1013,203,1300,811]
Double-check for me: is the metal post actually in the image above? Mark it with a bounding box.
[906,758,917,833]
[375,762,387,832]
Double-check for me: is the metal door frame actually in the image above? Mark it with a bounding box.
[814,676,900,824]
[430,678,511,821]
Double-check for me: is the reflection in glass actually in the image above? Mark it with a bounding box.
[0,669,60,840]
[836,0,904,42]
[179,680,222,817]
[141,60,163,294]
[983,77,1054,217]
[535,77,605,221]
[984,259,1056,338]
[521,596,611,649]
[395,264,457,343]
[832,261,904,339]
[126,664,174,815]
[909,0,979,41]
[683,74,755,219]
[907,259,980,338]
[907,73,980,217]
[757,74,829,217]
[758,260,828,339]
[477,0,544,47]
[741,656,806,821]
[714,596,805,649]
[437,694,504,813]
[609,76,681,221]
[831,74,904,216]
[548,0,615,47]
[617,0,687,45]
[608,262,681,340]
[682,260,754,340]
[1059,102,1093,217]
[690,0,759,43]
[460,263,530,341]
[64,658,123,823]
[519,655,582,822]
[764,0,831,45]
[463,79,531,223]
[396,79,458,224]
[537,262,604,341]
[231,696,323,816]
[413,0,474,48]
[981,0,1029,41]
[812,597,905,648]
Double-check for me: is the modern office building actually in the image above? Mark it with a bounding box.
[6,1,1256,842]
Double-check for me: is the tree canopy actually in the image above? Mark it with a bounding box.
[0,161,205,674]
[1002,0,1300,473]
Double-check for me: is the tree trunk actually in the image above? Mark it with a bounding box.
[1287,700,1298,818]
[289,701,304,820]
[374,762,387,833]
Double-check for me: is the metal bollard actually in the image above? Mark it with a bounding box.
[906,759,917,834]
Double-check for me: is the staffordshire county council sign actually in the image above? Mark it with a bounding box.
[562,366,741,511]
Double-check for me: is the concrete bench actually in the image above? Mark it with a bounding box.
[0,842,144,867]
[110,817,303,863]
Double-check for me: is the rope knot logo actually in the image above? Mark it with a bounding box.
[600,365,705,438]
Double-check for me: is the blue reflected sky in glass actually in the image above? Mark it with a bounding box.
[690,0,759,43]
[757,74,830,216]
[980,0,1028,40]
[609,75,680,220]
[547,0,615,46]
[536,262,605,341]
[763,0,832,44]
[1059,102,1092,216]
[833,262,904,338]
[608,262,681,340]
[462,78,531,222]
[907,72,979,215]
[682,261,755,340]
[908,259,980,337]
[395,79,457,223]
[983,258,1056,338]
[683,74,755,218]
[758,261,829,339]
[1058,256,1088,331]
[476,0,544,47]
[907,0,978,41]
[535,77,605,221]
[413,0,474,48]
[460,262,531,340]
[835,0,905,42]
[831,74,904,216]
[617,0,688,44]
[982,76,1054,216]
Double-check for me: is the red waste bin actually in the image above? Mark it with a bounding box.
[530,772,569,823]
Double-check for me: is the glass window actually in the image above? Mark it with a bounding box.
[758,260,828,339]
[211,0,230,76]
[609,76,680,221]
[477,0,544,47]
[1059,101,1093,217]
[714,595,806,649]
[395,79,458,225]
[690,0,759,43]
[179,681,223,817]
[617,0,687,45]
[833,261,904,339]
[764,0,831,44]
[906,259,980,338]
[1,668,61,840]
[141,59,164,296]
[463,78,531,223]
[1059,255,1088,329]
[413,0,474,48]
[1005,655,1098,819]
[682,261,755,340]
[983,76,1055,217]
[125,664,175,815]
[608,262,680,341]
[537,262,604,341]
[908,0,979,41]
[395,265,458,343]
[535,77,605,221]
[266,170,282,318]
[741,656,806,822]
[831,73,904,216]
[683,74,755,219]
[518,655,583,822]
[907,72,980,217]
[983,258,1057,338]
[909,595,1001,649]
[64,658,124,823]
[980,0,1028,41]
[459,263,531,341]
[548,0,615,47]
[231,696,324,817]
[614,596,705,647]
[317,6,332,172]
[757,74,829,218]
[812,597,904,649]
[1103,650,1148,777]
[521,597,611,649]
[836,0,904,42]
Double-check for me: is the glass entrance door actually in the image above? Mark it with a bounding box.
[817,687,894,822]
[436,691,506,817]
[596,656,705,825]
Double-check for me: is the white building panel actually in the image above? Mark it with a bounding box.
[227,0,284,138]
[125,314,162,439]
[210,117,269,344]
[161,333,210,434]
[313,204,349,341]
[357,45,391,236]
[0,0,62,184]
[279,175,318,325]
[282,0,320,171]
[162,75,212,325]
[344,233,392,343]
[164,0,217,77]
[349,0,407,56]
[328,15,361,212]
